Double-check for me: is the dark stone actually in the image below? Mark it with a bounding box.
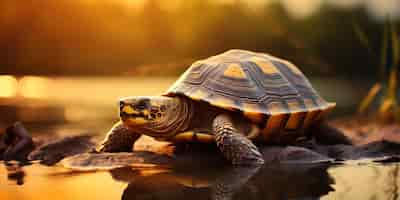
[0,122,35,162]
[28,135,95,165]
[3,121,400,170]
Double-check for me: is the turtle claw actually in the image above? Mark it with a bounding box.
[213,114,265,166]
[228,139,265,166]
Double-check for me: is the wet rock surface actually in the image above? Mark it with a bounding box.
[0,122,34,162]
[2,120,400,170]
[28,135,95,165]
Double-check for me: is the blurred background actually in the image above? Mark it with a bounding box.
[0,0,400,134]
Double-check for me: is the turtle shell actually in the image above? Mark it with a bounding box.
[164,49,335,138]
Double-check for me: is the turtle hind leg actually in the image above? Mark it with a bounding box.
[310,122,352,145]
[213,114,264,165]
[96,121,141,152]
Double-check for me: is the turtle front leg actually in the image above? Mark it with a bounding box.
[213,114,264,165]
[97,121,141,152]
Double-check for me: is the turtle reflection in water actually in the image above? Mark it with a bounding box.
[97,49,351,165]
[109,164,333,200]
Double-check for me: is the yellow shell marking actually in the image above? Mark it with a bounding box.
[303,109,320,128]
[262,114,286,140]
[303,98,315,109]
[250,57,279,74]
[314,103,336,122]
[265,55,302,75]
[211,96,236,111]
[223,63,247,79]
[285,101,305,130]
[284,61,302,75]
[262,102,287,139]
[303,99,319,128]
[243,103,264,123]
[268,101,287,114]
[315,97,328,107]
[190,89,207,101]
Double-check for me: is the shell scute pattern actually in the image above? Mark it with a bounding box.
[164,50,335,133]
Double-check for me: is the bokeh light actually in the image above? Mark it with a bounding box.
[281,0,322,19]
[0,75,18,97]
[19,76,53,98]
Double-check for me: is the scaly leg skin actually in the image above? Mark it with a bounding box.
[213,114,264,165]
[311,122,352,145]
[96,121,141,152]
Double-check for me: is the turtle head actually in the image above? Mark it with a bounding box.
[119,96,179,128]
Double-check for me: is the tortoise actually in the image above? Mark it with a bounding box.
[97,49,351,165]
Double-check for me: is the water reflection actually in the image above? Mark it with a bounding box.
[110,164,333,200]
[2,161,400,200]
[4,161,27,185]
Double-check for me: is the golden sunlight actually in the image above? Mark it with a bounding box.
[0,75,18,97]
[281,0,322,19]
[19,76,53,98]
[64,107,88,122]
[119,0,146,9]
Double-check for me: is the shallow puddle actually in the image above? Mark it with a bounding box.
[1,161,399,200]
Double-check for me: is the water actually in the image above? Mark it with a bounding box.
[0,76,397,200]
[1,161,400,200]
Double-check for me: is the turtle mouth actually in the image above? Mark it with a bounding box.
[120,113,149,126]
[120,112,146,119]
[120,105,152,126]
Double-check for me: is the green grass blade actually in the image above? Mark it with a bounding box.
[387,67,398,101]
[352,22,375,56]
[390,22,400,67]
[380,21,389,82]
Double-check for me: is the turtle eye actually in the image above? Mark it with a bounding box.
[136,103,146,110]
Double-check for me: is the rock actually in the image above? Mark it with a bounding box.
[61,151,173,171]
[28,135,95,165]
[0,122,35,161]
[382,125,400,143]
[262,146,333,164]
[5,118,400,170]
[61,145,333,171]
